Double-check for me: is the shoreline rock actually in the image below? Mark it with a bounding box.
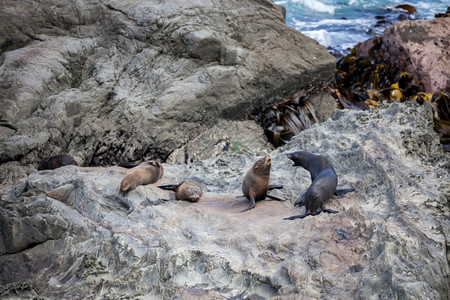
[1,101,448,299]
[356,17,450,95]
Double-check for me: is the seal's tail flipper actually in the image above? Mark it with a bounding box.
[158,184,178,191]
[322,208,338,214]
[118,161,140,168]
[268,184,283,190]
[293,193,306,207]
[334,188,355,196]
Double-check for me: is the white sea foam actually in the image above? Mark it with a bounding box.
[281,0,448,53]
[301,29,367,50]
[274,0,289,5]
[293,18,374,28]
[292,0,335,14]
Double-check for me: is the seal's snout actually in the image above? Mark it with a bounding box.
[286,152,297,166]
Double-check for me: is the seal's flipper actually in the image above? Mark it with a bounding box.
[268,184,283,190]
[294,193,306,207]
[321,208,338,214]
[283,212,311,220]
[158,184,178,191]
[118,161,140,168]
[241,195,256,212]
[266,194,287,201]
[334,188,355,196]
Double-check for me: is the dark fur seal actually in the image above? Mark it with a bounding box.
[284,151,354,220]
[158,181,203,202]
[241,155,286,212]
[118,161,140,168]
[38,154,78,170]
[120,160,164,193]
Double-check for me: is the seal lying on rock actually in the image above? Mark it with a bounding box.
[119,161,164,193]
[158,181,203,202]
[241,155,286,212]
[38,154,78,170]
[284,151,354,220]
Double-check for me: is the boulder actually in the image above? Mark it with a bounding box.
[0,0,335,189]
[357,17,450,94]
[1,101,448,299]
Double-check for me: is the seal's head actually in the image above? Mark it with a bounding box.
[286,151,316,168]
[120,177,135,193]
[253,155,271,175]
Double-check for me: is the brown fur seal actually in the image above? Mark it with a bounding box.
[120,160,164,193]
[283,151,354,220]
[241,155,286,212]
[158,181,203,202]
[38,154,78,170]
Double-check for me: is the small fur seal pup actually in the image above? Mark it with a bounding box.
[241,155,286,212]
[284,151,354,220]
[158,181,203,202]
[119,161,164,193]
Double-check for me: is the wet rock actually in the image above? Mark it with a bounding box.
[0,102,448,299]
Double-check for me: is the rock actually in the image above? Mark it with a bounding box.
[357,17,450,94]
[166,120,274,164]
[0,101,448,299]
[0,0,335,189]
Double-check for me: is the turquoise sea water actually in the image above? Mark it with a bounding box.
[275,0,449,54]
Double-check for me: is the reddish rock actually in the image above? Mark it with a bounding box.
[358,18,450,94]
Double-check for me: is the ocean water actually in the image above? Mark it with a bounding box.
[275,0,449,54]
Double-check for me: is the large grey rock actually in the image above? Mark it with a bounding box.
[0,0,335,189]
[1,102,448,299]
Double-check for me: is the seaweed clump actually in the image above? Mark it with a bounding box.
[254,87,322,147]
[333,36,450,151]
[255,20,449,151]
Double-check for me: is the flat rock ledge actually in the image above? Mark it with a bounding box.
[1,101,449,299]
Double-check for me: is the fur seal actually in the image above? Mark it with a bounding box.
[158,181,203,202]
[118,161,140,168]
[284,151,354,220]
[38,154,78,170]
[119,160,164,193]
[241,155,286,212]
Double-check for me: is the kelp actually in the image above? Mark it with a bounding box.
[333,35,450,151]
[256,12,449,150]
[255,88,321,147]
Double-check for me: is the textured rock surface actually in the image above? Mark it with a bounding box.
[0,0,335,189]
[357,17,450,94]
[1,102,448,299]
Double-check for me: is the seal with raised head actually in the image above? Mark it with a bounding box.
[38,154,78,170]
[241,155,286,212]
[284,151,354,220]
[119,160,164,193]
[158,181,203,202]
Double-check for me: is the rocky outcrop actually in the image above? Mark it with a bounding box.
[356,17,450,94]
[0,0,336,189]
[1,101,448,299]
